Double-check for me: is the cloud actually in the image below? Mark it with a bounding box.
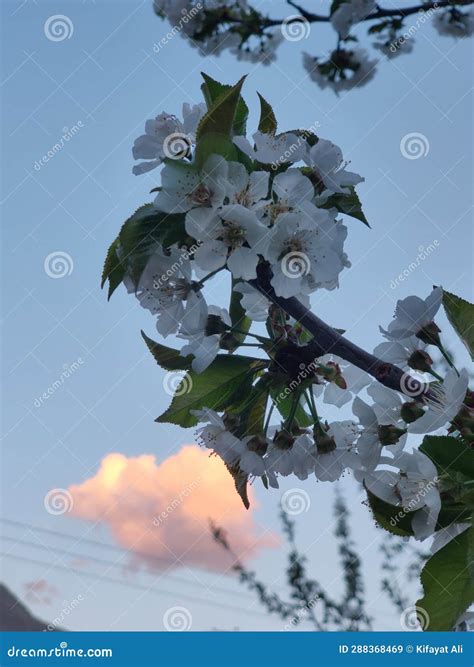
[68,445,277,573]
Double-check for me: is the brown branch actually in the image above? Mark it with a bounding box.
[249,263,428,398]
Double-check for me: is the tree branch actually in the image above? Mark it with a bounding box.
[254,0,473,27]
[249,263,428,398]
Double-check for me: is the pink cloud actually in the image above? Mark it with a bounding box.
[67,445,277,573]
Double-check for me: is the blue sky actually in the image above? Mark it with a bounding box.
[1,0,472,631]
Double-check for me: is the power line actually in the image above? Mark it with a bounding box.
[1,551,268,619]
[1,517,257,601]
[1,532,255,603]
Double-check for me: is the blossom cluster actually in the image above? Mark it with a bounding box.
[153,0,474,92]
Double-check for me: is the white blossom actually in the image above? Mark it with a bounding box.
[331,0,377,39]
[123,245,207,337]
[193,407,247,466]
[303,49,377,93]
[408,368,469,434]
[303,138,364,195]
[379,287,443,341]
[234,131,307,166]
[362,450,441,540]
[314,421,360,482]
[264,211,349,298]
[433,9,474,38]
[179,306,231,373]
[132,103,206,175]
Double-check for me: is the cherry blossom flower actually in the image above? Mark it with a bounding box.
[331,0,377,39]
[123,245,207,337]
[303,139,364,195]
[362,450,441,540]
[193,408,247,466]
[433,9,474,38]
[314,421,360,482]
[379,287,443,341]
[303,49,377,93]
[233,131,307,166]
[264,211,348,298]
[179,306,232,373]
[154,155,228,214]
[408,368,469,434]
[132,103,206,175]
[186,204,270,280]
[313,356,371,408]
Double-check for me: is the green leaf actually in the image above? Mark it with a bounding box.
[366,488,415,537]
[417,526,474,630]
[102,203,187,293]
[257,92,277,135]
[442,290,474,361]
[101,237,126,300]
[228,279,252,349]
[420,435,474,479]
[156,355,263,428]
[233,376,270,437]
[322,187,369,226]
[194,133,239,170]
[201,73,249,136]
[270,386,313,427]
[141,331,192,371]
[196,75,247,140]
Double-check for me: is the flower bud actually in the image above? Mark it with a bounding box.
[407,349,433,373]
[315,431,337,454]
[246,435,268,456]
[205,315,228,336]
[274,429,295,449]
[400,401,425,424]
[416,321,441,346]
[378,424,407,445]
